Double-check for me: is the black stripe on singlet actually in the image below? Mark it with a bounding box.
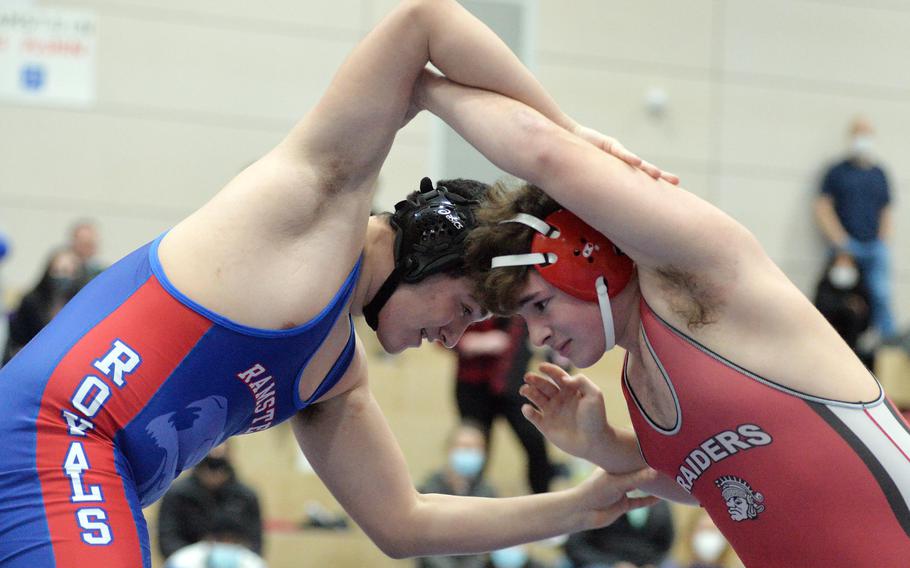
[807,400,910,539]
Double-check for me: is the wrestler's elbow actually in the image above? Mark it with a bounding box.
[360,506,424,559]
[369,525,419,559]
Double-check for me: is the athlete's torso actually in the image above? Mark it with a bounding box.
[1,235,361,506]
[621,298,910,567]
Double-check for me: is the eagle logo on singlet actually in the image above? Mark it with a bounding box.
[715,475,765,522]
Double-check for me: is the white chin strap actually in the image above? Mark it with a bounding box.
[595,276,617,351]
[491,215,618,352]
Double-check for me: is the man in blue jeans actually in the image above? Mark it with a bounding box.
[815,115,897,344]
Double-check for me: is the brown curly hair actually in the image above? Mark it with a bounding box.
[464,181,562,315]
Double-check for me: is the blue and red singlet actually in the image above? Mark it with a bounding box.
[0,234,361,567]
[622,298,910,567]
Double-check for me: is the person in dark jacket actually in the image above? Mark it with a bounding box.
[813,252,873,368]
[157,443,263,559]
[4,249,82,363]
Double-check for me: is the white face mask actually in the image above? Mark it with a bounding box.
[829,264,859,290]
[851,135,874,160]
[692,529,726,563]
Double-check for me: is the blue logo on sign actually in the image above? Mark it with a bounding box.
[21,65,45,91]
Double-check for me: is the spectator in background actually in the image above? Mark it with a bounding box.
[487,544,547,568]
[68,219,104,284]
[417,421,497,568]
[3,249,81,363]
[157,443,263,560]
[813,252,873,368]
[163,514,267,568]
[454,316,558,493]
[563,500,674,568]
[814,116,897,348]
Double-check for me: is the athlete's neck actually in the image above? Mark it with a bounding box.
[351,216,396,317]
[611,273,642,352]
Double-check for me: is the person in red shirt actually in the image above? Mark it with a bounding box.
[453,317,557,493]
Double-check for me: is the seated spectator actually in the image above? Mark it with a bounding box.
[4,249,81,363]
[157,443,263,560]
[163,514,267,568]
[416,421,497,568]
[813,252,873,368]
[563,500,673,568]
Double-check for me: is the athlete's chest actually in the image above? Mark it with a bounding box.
[624,339,679,431]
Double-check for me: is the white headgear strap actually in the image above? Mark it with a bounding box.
[490,214,617,352]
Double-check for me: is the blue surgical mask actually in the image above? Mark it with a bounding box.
[205,544,242,568]
[490,546,528,568]
[448,448,485,478]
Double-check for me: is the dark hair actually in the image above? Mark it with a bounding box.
[464,182,561,314]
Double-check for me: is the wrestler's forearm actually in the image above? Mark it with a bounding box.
[414,0,575,132]
[589,428,698,504]
[403,489,594,557]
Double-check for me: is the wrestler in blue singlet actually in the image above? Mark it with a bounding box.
[0,234,361,567]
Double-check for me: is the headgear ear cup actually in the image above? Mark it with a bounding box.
[532,210,633,301]
[491,209,634,351]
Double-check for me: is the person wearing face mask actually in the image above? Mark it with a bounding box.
[417,421,498,568]
[815,116,898,348]
[486,544,547,568]
[813,252,873,368]
[157,443,263,561]
[3,248,81,364]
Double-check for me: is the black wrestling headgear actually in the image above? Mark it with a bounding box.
[363,177,479,330]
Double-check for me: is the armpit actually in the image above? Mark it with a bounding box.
[654,265,726,330]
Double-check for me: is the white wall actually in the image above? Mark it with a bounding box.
[1,0,908,328]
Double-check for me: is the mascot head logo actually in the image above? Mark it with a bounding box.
[715,475,765,521]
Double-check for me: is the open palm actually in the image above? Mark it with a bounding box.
[519,362,612,461]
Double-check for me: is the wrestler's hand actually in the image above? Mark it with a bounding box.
[572,468,660,530]
[519,362,611,461]
[572,124,680,185]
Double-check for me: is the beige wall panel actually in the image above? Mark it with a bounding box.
[537,0,715,70]
[806,0,910,11]
[718,83,910,181]
[0,107,282,210]
[51,0,365,33]
[713,174,824,269]
[724,0,910,91]
[538,65,714,166]
[95,14,356,121]
[893,280,910,333]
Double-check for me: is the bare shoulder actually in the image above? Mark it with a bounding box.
[641,254,878,402]
[156,148,371,329]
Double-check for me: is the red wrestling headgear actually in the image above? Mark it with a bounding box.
[491,209,634,351]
